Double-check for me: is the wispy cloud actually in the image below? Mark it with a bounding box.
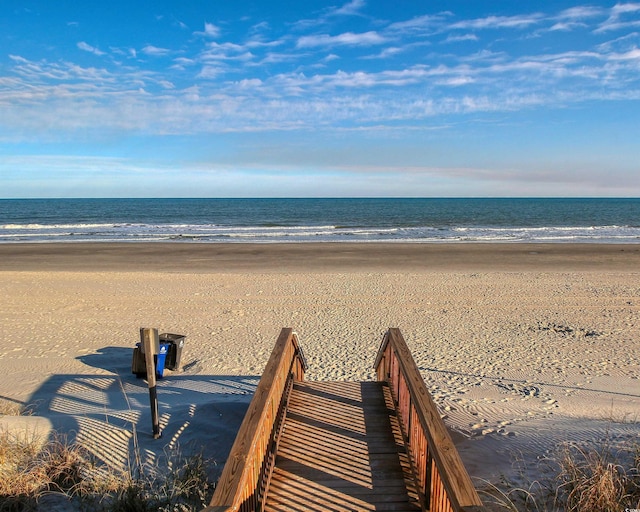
[331,0,367,17]
[449,13,544,30]
[141,45,171,56]
[596,2,640,32]
[296,31,386,48]
[195,22,221,38]
[387,14,449,34]
[444,33,479,43]
[2,3,640,139]
[77,41,106,56]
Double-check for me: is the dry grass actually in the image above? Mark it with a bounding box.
[555,440,640,511]
[0,431,83,510]
[0,427,214,511]
[0,375,216,510]
[478,435,640,512]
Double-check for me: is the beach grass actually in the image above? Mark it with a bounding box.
[2,419,639,510]
[477,434,640,511]
[555,439,640,511]
[0,425,214,512]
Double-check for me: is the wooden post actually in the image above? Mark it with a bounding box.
[140,328,162,439]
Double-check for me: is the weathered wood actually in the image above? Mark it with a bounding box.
[374,328,486,512]
[205,328,484,512]
[140,327,161,439]
[205,328,306,512]
[264,381,421,512]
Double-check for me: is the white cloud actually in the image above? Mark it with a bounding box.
[444,33,479,43]
[258,52,300,65]
[2,3,640,142]
[549,22,587,32]
[204,22,220,37]
[8,55,29,64]
[612,2,640,16]
[77,41,106,56]
[556,6,604,21]
[197,65,225,79]
[596,2,640,32]
[173,57,196,67]
[450,14,544,30]
[373,47,403,59]
[194,22,221,38]
[8,56,114,83]
[141,45,171,56]
[607,47,640,60]
[236,78,263,89]
[297,31,386,48]
[436,76,475,86]
[388,14,449,34]
[332,0,366,17]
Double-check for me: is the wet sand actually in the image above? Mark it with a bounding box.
[1,242,639,272]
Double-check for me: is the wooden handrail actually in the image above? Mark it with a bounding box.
[374,328,486,512]
[204,328,306,512]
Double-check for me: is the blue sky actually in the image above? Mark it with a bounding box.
[1,1,639,198]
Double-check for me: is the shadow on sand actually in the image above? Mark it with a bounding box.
[7,346,259,482]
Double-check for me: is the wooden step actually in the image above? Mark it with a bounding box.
[264,381,421,512]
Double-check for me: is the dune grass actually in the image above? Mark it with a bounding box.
[478,433,640,512]
[0,426,214,512]
[555,439,640,511]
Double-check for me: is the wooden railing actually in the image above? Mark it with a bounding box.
[204,328,306,512]
[374,328,487,512]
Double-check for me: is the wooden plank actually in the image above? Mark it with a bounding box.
[266,487,418,511]
[263,381,421,511]
[271,468,410,490]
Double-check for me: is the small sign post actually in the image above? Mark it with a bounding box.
[140,327,162,439]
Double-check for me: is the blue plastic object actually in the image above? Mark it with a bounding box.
[133,342,171,378]
[156,343,170,378]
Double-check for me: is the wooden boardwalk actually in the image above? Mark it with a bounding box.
[205,328,486,512]
[265,381,421,511]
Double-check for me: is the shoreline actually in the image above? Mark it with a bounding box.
[1,242,640,272]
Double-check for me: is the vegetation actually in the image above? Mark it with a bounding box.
[555,440,640,512]
[0,426,214,511]
[479,435,640,511]
[1,395,637,511]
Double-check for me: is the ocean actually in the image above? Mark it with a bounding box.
[1,198,639,243]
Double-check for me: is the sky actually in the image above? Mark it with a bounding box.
[1,1,639,198]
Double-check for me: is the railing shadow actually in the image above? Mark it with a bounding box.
[15,347,259,482]
[266,381,420,511]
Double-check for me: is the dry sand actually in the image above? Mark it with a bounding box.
[1,243,639,501]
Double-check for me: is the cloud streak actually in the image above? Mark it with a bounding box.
[1,3,639,138]
[77,42,106,56]
[296,31,386,48]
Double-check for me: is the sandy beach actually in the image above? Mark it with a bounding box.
[1,242,639,504]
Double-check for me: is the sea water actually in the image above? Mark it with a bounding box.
[1,198,639,243]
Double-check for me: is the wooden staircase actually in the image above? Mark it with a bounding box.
[204,328,486,512]
[266,381,420,511]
